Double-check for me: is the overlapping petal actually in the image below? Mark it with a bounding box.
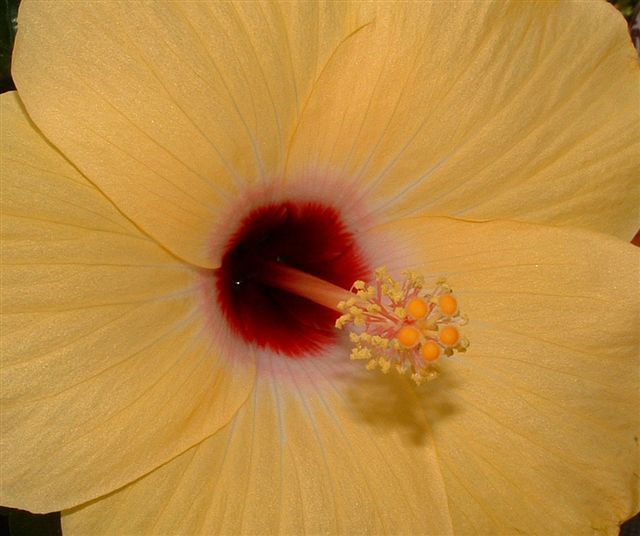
[0,93,254,512]
[61,217,639,534]
[368,217,640,534]
[4,0,639,532]
[11,0,370,267]
[62,352,454,535]
[286,1,640,240]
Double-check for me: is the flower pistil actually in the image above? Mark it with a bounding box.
[263,262,468,384]
[336,267,468,384]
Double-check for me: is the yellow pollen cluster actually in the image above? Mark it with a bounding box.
[336,267,468,385]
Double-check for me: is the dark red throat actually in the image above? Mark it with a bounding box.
[216,201,369,356]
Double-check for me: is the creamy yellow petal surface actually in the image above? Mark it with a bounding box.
[12,0,369,267]
[368,217,640,534]
[62,218,638,535]
[63,353,453,535]
[287,1,640,240]
[0,93,255,512]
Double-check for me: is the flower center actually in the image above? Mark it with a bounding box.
[215,201,369,356]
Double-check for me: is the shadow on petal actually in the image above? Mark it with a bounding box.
[344,365,462,446]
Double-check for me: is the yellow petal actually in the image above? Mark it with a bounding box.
[57,218,638,535]
[12,0,369,267]
[367,216,639,533]
[63,353,453,535]
[286,1,640,240]
[0,93,255,512]
[61,218,639,534]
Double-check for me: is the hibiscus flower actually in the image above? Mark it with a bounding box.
[1,1,639,534]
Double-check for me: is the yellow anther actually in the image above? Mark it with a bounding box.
[421,341,441,362]
[375,267,389,279]
[397,325,420,348]
[371,335,388,348]
[411,372,424,385]
[439,294,458,316]
[394,307,407,319]
[379,357,391,373]
[439,326,460,347]
[350,347,371,360]
[406,297,428,319]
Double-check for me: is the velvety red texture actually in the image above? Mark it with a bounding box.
[216,202,369,356]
